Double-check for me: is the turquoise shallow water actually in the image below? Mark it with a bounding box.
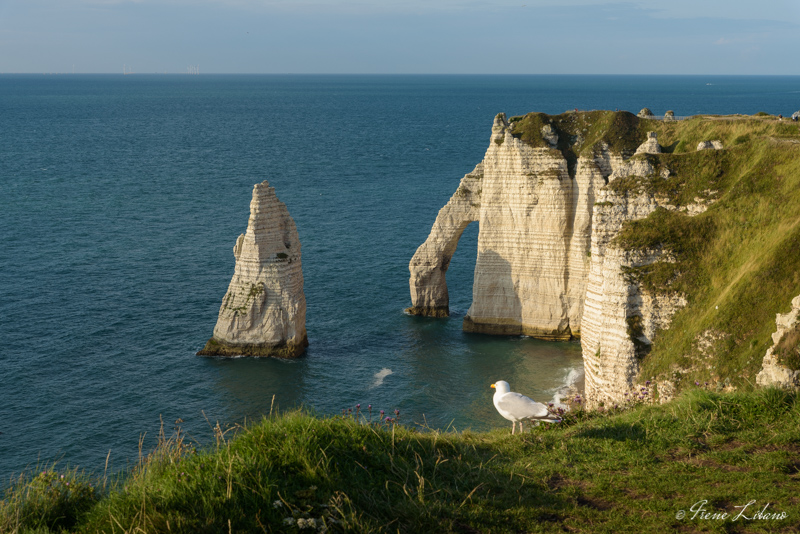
[1,74,798,479]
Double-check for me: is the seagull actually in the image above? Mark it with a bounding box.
[491,380,561,434]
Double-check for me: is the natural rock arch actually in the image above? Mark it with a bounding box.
[405,164,482,317]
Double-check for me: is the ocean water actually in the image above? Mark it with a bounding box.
[2,74,799,480]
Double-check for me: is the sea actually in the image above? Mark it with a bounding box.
[2,74,799,480]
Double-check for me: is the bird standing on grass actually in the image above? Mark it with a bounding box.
[491,380,561,434]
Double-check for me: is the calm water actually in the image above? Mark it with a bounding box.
[2,74,798,479]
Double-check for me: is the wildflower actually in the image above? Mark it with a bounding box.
[695,381,700,386]
[283,517,296,526]
[368,405,372,410]
[645,380,651,386]
[394,409,400,416]
[624,392,628,396]
[297,518,317,529]
[60,475,64,479]
[272,500,283,508]
[356,404,361,409]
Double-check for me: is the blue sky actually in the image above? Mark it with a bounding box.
[1,1,798,74]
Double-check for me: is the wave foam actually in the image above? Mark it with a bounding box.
[371,368,393,388]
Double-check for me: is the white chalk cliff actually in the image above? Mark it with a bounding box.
[409,113,617,339]
[199,181,307,357]
[756,295,800,390]
[409,113,692,402]
[581,160,688,406]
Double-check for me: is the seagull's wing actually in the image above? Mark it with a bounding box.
[496,392,550,420]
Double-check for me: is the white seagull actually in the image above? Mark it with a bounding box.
[491,380,561,434]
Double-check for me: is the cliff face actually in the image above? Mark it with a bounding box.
[198,181,307,358]
[581,160,688,405]
[756,295,800,390]
[410,110,800,404]
[409,113,627,339]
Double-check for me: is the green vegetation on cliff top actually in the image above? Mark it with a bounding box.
[3,389,799,533]
[509,111,650,176]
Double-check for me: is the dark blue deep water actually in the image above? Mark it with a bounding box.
[2,74,799,479]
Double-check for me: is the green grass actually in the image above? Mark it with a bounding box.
[3,389,799,533]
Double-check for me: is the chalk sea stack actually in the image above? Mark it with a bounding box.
[198,181,307,358]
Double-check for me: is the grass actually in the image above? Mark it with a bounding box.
[3,389,799,533]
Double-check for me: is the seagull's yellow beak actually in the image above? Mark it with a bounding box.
[490,383,496,389]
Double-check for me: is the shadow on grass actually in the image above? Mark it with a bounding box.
[575,423,646,442]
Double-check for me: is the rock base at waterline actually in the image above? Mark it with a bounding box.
[197,336,309,358]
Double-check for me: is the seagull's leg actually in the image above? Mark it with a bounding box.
[511,422,516,435]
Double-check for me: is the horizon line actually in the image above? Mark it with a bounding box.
[3,72,800,77]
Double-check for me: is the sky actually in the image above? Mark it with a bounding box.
[1,0,799,74]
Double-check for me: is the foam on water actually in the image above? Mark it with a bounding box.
[371,368,394,388]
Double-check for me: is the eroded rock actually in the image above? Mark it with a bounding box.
[697,140,723,151]
[634,131,662,156]
[198,181,307,357]
[756,295,800,389]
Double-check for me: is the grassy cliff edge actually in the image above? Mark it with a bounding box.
[3,389,799,533]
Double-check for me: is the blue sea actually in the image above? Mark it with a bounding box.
[2,74,799,480]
